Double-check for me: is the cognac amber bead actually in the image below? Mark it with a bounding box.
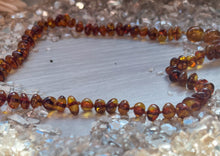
[170,57,179,67]
[67,96,79,115]
[99,25,106,36]
[75,21,84,32]
[21,34,35,48]
[146,104,160,121]
[203,83,215,95]
[0,59,11,73]
[56,95,66,112]
[24,29,32,37]
[165,66,176,75]
[84,23,92,36]
[178,71,188,86]
[92,24,99,36]
[214,43,220,59]
[47,17,56,28]
[94,99,106,114]
[17,48,29,59]
[31,25,43,40]
[169,69,181,82]
[12,51,25,66]
[106,23,115,36]
[194,79,208,92]
[186,26,204,42]
[20,93,30,109]
[55,14,67,27]
[123,24,131,35]
[0,90,7,106]
[195,51,205,65]
[0,68,6,81]
[130,26,139,38]
[177,56,188,70]
[182,97,201,112]
[205,45,215,60]
[37,20,48,31]
[43,96,56,110]
[148,27,158,40]
[162,103,176,120]
[158,29,167,43]
[106,98,118,114]
[7,92,20,109]
[176,103,190,119]
[186,55,196,68]
[133,102,145,117]
[187,73,198,90]
[168,27,174,41]
[173,27,182,40]
[31,94,42,108]
[139,26,148,37]
[18,40,31,51]
[192,92,209,106]
[5,55,18,69]
[203,29,220,44]
[68,18,76,28]
[118,100,130,115]
[116,23,124,36]
[81,98,93,112]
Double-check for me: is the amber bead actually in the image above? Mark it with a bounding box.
[118,100,130,115]
[205,45,215,60]
[148,27,158,40]
[203,83,215,95]
[186,26,204,42]
[17,40,31,51]
[116,23,124,36]
[165,66,176,75]
[194,79,208,92]
[162,103,176,120]
[182,97,201,112]
[123,24,131,35]
[67,96,79,115]
[168,27,174,41]
[24,29,32,37]
[94,99,106,114]
[0,59,11,73]
[75,21,84,32]
[146,104,160,121]
[192,92,209,106]
[37,20,48,31]
[55,14,67,27]
[177,56,188,70]
[130,26,139,38]
[172,27,182,40]
[203,29,220,44]
[169,69,181,82]
[92,24,99,36]
[0,68,6,81]
[7,92,20,109]
[139,26,148,37]
[84,23,92,36]
[20,93,30,109]
[68,18,76,28]
[12,51,25,66]
[195,51,205,65]
[31,25,43,40]
[99,25,106,36]
[170,57,179,67]
[158,29,167,43]
[0,90,7,106]
[31,94,42,108]
[81,98,93,112]
[17,48,29,59]
[5,55,18,69]
[178,71,188,86]
[186,56,196,68]
[214,43,220,59]
[176,103,190,119]
[47,17,56,28]
[133,102,145,117]
[187,73,198,90]
[21,35,35,48]
[106,98,118,114]
[43,96,56,111]
[106,23,115,36]
[56,95,66,112]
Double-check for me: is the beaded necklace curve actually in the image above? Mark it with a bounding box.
[0,14,219,122]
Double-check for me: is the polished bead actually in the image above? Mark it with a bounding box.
[81,98,93,112]
[21,35,35,48]
[170,57,179,67]
[75,21,84,32]
[24,29,32,37]
[106,23,115,36]
[17,48,29,59]
[17,40,31,50]
[106,98,118,114]
[201,88,212,99]
[84,23,92,36]
[178,71,188,86]
[186,26,204,42]
[63,14,71,26]
[116,23,124,36]
[5,55,18,69]
[0,90,7,106]
[31,25,43,40]
[7,92,20,109]
[118,100,130,115]
[139,26,148,37]
[0,59,11,73]
[47,17,56,28]
[0,68,6,81]
[168,27,174,41]
[203,29,220,44]
[68,18,76,28]
[176,103,190,119]
[146,104,160,121]
[43,96,56,110]
[165,66,176,75]
[31,94,42,108]
[158,29,167,43]
[187,73,198,90]
[192,92,209,106]
[133,102,145,117]
[130,26,139,38]
[186,55,196,68]
[194,79,208,92]
[214,43,220,59]
[205,45,215,60]
[182,97,201,112]
[37,20,48,31]
[169,69,181,82]
[148,27,158,40]
[55,14,67,27]
[177,56,188,70]
[92,24,99,36]
[67,96,79,115]
[20,93,30,109]
[123,24,131,35]
[94,99,106,114]
[99,25,106,36]
[162,103,176,120]
[203,83,215,95]
[173,27,182,40]
[195,51,205,65]
[12,51,25,66]
[56,95,66,112]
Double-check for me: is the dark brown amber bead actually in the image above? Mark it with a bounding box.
[7,92,20,109]
[106,23,115,36]
[18,40,31,50]
[133,102,145,117]
[76,21,84,32]
[165,66,176,75]
[118,100,130,115]
[139,26,148,37]
[37,20,48,31]
[31,94,42,108]
[176,103,190,119]
[186,55,196,68]
[130,26,139,38]
[21,35,35,48]
[81,98,93,112]
[17,48,29,59]
[67,96,79,115]
[20,93,30,109]
[24,29,32,37]
[214,43,220,59]
[12,51,25,66]
[195,51,205,65]
[203,29,220,44]
[146,104,160,121]
[0,59,11,73]
[148,27,158,40]
[173,27,182,40]
[187,73,198,90]
[178,71,188,86]
[47,17,56,28]
[94,99,106,114]
[123,24,131,35]
[106,98,118,114]
[203,83,215,95]
[169,69,181,82]
[84,23,92,36]
[170,57,179,67]
[194,79,208,92]
[192,92,209,106]
[0,90,7,106]
[205,45,215,60]
[116,23,124,36]
[182,97,201,112]
[56,95,66,112]
[31,25,43,40]
[162,103,176,120]
[158,29,167,43]
[186,26,204,42]
[43,96,56,110]
[67,18,76,28]
[0,68,6,81]
[99,25,106,36]
[92,24,99,36]
[55,14,67,27]
[5,55,18,69]
[168,27,174,41]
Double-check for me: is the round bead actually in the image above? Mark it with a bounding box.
[162,103,176,120]
[139,26,148,37]
[12,51,25,66]
[94,99,106,114]
[67,96,79,115]
[176,103,190,119]
[47,17,56,28]
[195,51,205,65]
[31,94,42,108]
[18,40,31,51]
[116,23,124,36]
[205,45,215,60]
[43,96,56,111]
[0,59,11,73]
[68,18,76,28]
[187,73,198,90]
[203,29,220,44]
[99,25,106,36]
[84,23,92,36]
[169,69,181,82]
[148,27,158,40]
[17,48,29,60]
[146,104,160,121]
[31,25,43,40]
[182,97,201,112]
[130,26,139,38]
[81,98,93,112]
[75,21,84,32]
[37,20,48,31]
[133,102,145,117]
[5,55,18,69]
[168,27,174,41]
[186,26,204,42]
[106,23,115,36]
[123,24,131,34]
[0,90,7,106]
[118,100,130,115]
[170,57,179,67]
[158,29,167,43]
[106,98,118,114]
[172,27,182,40]
[165,66,176,75]
[21,35,35,48]
[177,56,188,70]
[56,95,66,112]
[20,93,30,109]
[92,24,99,36]
[186,55,196,68]
[7,92,20,109]
[55,14,67,27]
